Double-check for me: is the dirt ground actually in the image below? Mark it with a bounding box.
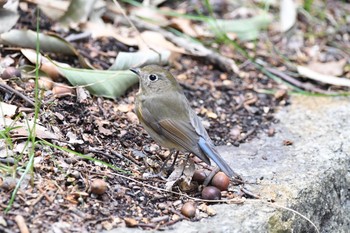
[0,1,349,232]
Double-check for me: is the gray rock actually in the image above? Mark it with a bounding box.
[106,96,350,233]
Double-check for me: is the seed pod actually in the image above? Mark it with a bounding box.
[201,186,221,200]
[192,170,207,184]
[211,172,230,191]
[90,179,108,195]
[181,202,196,218]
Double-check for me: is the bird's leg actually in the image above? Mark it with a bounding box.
[178,153,192,175]
[167,151,180,172]
[158,150,175,172]
[148,150,177,179]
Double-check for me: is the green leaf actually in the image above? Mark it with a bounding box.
[208,13,272,41]
[0,9,19,33]
[0,29,75,55]
[57,66,138,98]
[59,0,98,26]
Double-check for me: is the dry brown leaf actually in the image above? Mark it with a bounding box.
[0,117,60,140]
[81,22,139,46]
[170,18,198,37]
[132,7,169,26]
[165,159,195,191]
[33,0,70,20]
[306,59,346,76]
[138,31,186,54]
[82,24,186,55]
[21,49,70,81]
[124,217,138,227]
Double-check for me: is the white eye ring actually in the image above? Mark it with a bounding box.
[148,74,158,81]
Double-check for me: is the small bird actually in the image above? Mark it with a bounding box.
[130,65,237,178]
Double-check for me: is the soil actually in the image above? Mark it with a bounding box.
[0,1,349,232]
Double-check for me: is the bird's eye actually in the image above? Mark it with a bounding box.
[148,74,158,81]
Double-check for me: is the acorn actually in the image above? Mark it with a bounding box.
[181,202,196,218]
[192,170,207,184]
[211,172,230,191]
[201,186,221,200]
[90,179,108,195]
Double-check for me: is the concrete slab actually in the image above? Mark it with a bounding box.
[106,96,350,233]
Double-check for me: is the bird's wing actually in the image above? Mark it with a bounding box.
[135,99,163,135]
[157,119,211,165]
[137,95,211,164]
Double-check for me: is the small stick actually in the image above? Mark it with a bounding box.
[241,186,260,199]
[0,83,35,107]
[239,127,256,143]
[203,167,220,186]
[38,186,54,203]
[14,215,29,233]
[265,67,335,94]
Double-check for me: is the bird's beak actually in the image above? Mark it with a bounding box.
[129,68,140,75]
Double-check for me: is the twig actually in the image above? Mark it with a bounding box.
[14,215,29,233]
[240,186,260,199]
[30,193,44,206]
[0,83,35,107]
[297,65,350,87]
[38,186,54,203]
[113,150,142,166]
[203,167,220,186]
[110,170,243,204]
[238,127,256,143]
[265,67,335,94]
[65,31,92,42]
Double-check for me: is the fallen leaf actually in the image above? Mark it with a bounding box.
[280,0,297,32]
[0,9,19,33]
[58,0,98,27]
[95,120,113,136]
[57,65,139,99]
[124,217,138,227]
[132,6,169,26]
[1,118,59,140]
[170,18,198,37]
[138,31,187,54]
[165,159,195,191]
[1,30,75,55]
[21,49,65,80]
[34,0,70,20]
[66,132,84,144]
[109,50,170,71]
[297,65,350,87]
[82,21,138,46]
[306,59,346,76]
[0,102,18,117]
[208,13,272,41]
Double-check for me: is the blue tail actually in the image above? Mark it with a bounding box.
[198,137,236,178]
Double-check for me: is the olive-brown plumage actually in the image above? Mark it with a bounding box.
[130,65,236,178]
